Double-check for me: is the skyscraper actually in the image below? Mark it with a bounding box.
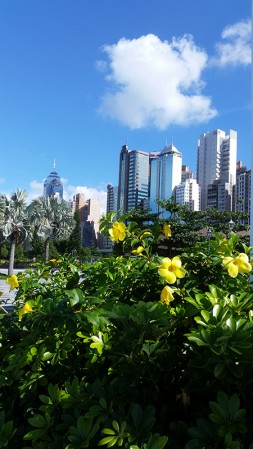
[117,145,150,215]
[43,162,63,200]
[235,161,251,224]
[73,193,86,221]
[106,184,118,215]
[197,129,237,210]
[149,144,182,217]
[82,198,100,247]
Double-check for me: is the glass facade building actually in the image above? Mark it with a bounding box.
[43,168,63,200]
[150,144,182,218]
[117,145,150,215]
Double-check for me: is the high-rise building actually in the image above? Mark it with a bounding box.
[43,163,63,199]
[82,198,100,247]
[106,184,118,215]
[73,193,86,221]
[235,161,251,224]
[207,179,234,211]
[73,194,101,247]
[197,129,237,210]
[117,145,150,215]
[181,165,194,182]
[149,144,182,217]
[175,178,200,211]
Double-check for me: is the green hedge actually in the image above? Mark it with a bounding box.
[0,220,253,449]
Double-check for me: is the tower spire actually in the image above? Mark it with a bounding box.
[53,158,56,170]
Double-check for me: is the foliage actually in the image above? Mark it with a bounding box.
[67,211,82,254]
[0,189,32,275]
[157,198,250,255]
[28,196,75,263]
[0,217,252,448]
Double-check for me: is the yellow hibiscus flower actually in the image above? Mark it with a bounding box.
[19,302,33,320]
[158,256,186,284]
[160,285,175,305]
[109,221,126,242]
[6,274,19,291]
[163,224,172,238]
[223,253,252,278]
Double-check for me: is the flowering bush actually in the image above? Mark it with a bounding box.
[0,220,253,449]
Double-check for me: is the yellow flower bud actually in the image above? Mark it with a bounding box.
[19,302,33,320]
[163,224,172,238]
[132,246,144,255]
[6,275,19,291]
[160,286,175,305]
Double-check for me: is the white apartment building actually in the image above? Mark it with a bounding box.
[197,129,237,210]
[175,178,200,211]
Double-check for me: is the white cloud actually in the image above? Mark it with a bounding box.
[212,19,251,67]
[64,184,107,216]
[28,180,44,202]
[95,59,108,72]
[0,177,6,184]
[97,34,217,129]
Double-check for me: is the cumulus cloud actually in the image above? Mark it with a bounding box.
[97,34,217,129]
[212,18,251,67]
[64,184,107,216]
[28,180,44,201]
[28,180,107,216]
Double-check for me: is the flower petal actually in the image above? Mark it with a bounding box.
[173,266,186,279]
[160,258,172,268]
[161,286,174,304]
[227,263,239,278]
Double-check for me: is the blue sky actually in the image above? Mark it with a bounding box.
[0,0,251,212]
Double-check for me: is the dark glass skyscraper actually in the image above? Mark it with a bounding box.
[43,163,63,199]
[117,145,150,215]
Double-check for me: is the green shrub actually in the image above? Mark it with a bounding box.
[0,220,252,448]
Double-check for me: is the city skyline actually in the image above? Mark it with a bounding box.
[0,1,251,214]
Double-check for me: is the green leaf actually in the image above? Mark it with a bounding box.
[66,288,84,306]
[201,310,210,322]
[228,394,240,417]
[23,428,46,440]
[42,351,53,361]
[99,436,118,446]
[214,362,226,379]
[28,414,47,428]
[212,304,222,319]
[147,435,168,449]
[102,428,116,436]
[39,395,52,404]
[112,420,120,432]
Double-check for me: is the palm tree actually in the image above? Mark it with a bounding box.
[0,189,31,275]
[28,196,75,263]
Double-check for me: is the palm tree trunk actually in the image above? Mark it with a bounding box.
[45,238,50,263]
[8,235,16,276]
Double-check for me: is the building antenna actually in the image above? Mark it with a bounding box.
[53,158,56,170]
